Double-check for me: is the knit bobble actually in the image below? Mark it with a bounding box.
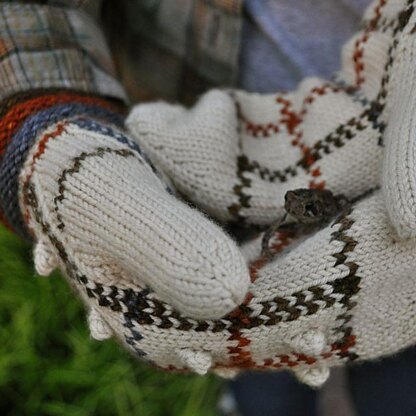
[213,368,240,379]
[290,330,326,356]
[88,308,113,341]
[34,238,58,276]
[294,365,330,388]
[176,349,213,375]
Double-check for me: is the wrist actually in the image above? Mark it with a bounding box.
[0,89,126,239]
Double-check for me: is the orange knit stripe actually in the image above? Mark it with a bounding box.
[21,122,68,234]
[0,93,122,159]
[0,93,123,232]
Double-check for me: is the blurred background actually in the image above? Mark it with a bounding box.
[0,226,222,416]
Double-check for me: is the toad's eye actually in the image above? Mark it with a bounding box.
[305,203,319,216]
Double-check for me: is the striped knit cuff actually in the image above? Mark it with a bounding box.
[0,91,126,240]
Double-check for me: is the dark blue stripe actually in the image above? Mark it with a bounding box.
[0,103,124,240]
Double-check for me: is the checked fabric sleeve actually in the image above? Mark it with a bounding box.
[0,2,126,104]
[0,0,127,231]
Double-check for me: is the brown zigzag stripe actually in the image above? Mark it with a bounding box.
[376,3,414,102]
[234,8,399,143]
[329,211,361,361]
[353,0,387,87]
[234,112,371,188]
[24,182,77,276]
[24,162,148,357]
[350,186,379,204]
[228,95,252,223]
[300,113,370,167]
[228,154,253,223]
[223,197,362,368]
[372,2,414,143]
[80,206,360,336]
[53,147,136,230]
[113,204,361,365]
[78,272,355,334]
[366,14,399,34]
[225,103,374,224]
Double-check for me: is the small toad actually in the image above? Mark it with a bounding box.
[261,189,349,258]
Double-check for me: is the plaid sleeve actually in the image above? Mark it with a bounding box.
[0,2,127,103]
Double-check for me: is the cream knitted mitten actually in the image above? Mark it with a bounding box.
[14,108,249,320]
[126,0,412,232]
[118,0,416,386]
[24,184,416,388]
[233,190,416,386]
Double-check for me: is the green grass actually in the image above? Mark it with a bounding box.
[0,226,222,416]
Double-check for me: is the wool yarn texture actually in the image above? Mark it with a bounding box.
[0,0,415,388]
[126,0,414,235]
[22,115,250,320]
[122,0,416,385]
[0,91,250,321]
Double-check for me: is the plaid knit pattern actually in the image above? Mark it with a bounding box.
[122,0,416,385]
[126,0,402,226]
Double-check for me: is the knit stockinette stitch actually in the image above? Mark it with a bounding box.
[8,0,416,387]
[17,113,250,320]
[121,0,416,385]
[126,0,412,235]
[23,159,416,387]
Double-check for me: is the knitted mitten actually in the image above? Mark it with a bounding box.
[0,92,250,320]
[233,190,416,386]
[116,0,416,386]
[71,189,413,387]
[126,0,413,231]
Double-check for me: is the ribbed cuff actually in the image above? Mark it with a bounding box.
[0,91,126,239]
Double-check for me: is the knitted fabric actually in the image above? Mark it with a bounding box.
[7,0,416,388]
[23,169,416,387]
[0,93,124,237]
[126,0,412,235]
[120,0,416,385]
[16,114,249,320]
[0,90,125,160]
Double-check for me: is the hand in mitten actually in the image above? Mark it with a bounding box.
[113,0,416,386]
[23,187,414,388]
[0,92,249,320]
[12,0,416,388]
[126,0,412,229]
[152,190,416,387]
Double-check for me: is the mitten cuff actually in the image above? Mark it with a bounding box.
[0,90,125,239]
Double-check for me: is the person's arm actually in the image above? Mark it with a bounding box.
[0,0,127,235]
[0,1,250,320]
[0,1,125,104]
